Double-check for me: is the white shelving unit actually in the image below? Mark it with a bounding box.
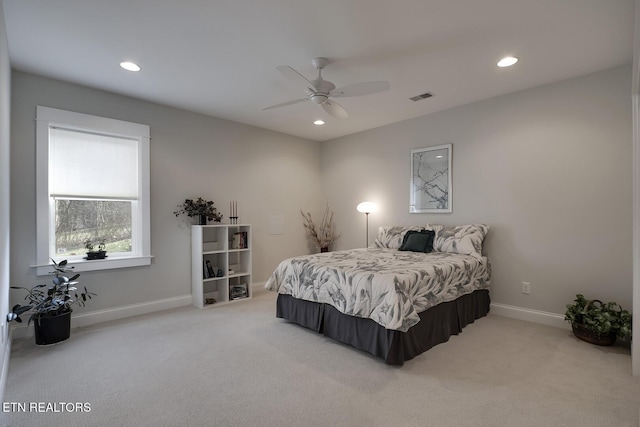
[191,224,252,308]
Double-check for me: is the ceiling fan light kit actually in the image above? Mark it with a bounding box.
[261,57,390,119]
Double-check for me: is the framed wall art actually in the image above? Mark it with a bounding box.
[410,144,452,213]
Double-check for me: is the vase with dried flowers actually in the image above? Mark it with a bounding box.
[174,197,223,225]
[301,204,340,252]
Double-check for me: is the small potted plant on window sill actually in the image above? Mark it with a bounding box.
[7,259,96,345]
[564,294,632,346]
[84,238,107,260]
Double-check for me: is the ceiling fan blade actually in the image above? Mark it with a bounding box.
[322,100,348,119]
[276,65,317,91]
[332,81,390,98]
[260,97,309,111]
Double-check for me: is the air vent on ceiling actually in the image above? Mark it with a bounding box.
[409,92,433,102]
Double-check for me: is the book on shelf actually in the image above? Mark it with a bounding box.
[205,260,215,278]
[232,231,249,249]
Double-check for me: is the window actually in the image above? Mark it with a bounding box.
[36,106,151,274]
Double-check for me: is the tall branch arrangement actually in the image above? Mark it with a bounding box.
[301,204,340,249]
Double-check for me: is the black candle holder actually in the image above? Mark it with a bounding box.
[230,200,238,224]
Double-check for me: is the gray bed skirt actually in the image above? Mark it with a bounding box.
[276,289,490,365]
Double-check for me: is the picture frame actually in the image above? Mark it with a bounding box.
[410,144,452,213]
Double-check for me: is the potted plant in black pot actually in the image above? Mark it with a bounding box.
[7,259,95,345]
[84,238,107,260]
[174,197,223,225]
[565,294,632,346]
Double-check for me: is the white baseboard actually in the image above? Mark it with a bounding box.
[11,294,193,341]
[251,281,266,294]
[8,293,567,342]
[249,283,567,330]
[0,336,11,404]
[490,302,570,330]
[10,284,269,342]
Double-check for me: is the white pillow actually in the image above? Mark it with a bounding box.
[433,224,489,258]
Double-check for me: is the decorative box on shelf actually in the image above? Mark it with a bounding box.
[230,283,249,300]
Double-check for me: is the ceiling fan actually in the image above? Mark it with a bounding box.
[261,57,390,119]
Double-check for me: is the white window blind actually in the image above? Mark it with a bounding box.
[36,106,151,274]
[49,127,139,199]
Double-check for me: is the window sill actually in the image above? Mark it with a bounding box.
[32,255,154,276]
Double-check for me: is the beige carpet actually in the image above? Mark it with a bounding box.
[1,289,638,427]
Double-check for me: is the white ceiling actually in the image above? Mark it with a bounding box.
[2,0,636,142]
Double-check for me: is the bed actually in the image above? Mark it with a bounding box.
[264,224,491,365]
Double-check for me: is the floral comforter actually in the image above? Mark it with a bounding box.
[264,248,491,332]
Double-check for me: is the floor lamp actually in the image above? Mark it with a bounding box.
[356,202,377,247]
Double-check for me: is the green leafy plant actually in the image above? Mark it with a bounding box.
[174,197,223,222]
[7,259,95,325]
[84,238,106,252]
[83,237,107,259]
[565,294,632,341]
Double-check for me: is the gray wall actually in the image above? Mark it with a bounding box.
[0,2,11,400]
[322,66,633,314]
[10,71,323,314]
[9,65,633,322]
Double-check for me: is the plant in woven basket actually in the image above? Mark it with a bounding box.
[301,204,340,251]
[564,294,632,344]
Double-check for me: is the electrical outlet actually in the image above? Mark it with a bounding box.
[521,282,531,295]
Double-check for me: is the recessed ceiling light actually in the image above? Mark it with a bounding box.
[497,56,518,68]
[120,61,141,72]
[313,120,325,126]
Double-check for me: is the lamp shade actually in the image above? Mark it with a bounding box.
[357,202,377,214]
